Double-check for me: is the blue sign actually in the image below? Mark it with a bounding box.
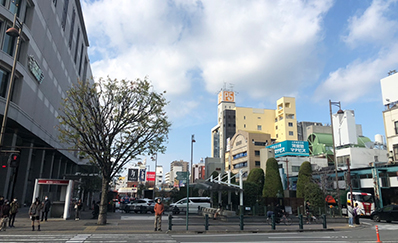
[139,169,146,182]
[266,140,309,158]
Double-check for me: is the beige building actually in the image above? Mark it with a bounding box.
[227,130,274,176]
[211,90,297,168]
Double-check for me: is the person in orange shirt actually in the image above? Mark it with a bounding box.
[154,198,164,231]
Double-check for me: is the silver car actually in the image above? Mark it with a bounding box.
[124,198,155,213]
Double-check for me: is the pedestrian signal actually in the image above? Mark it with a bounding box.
[8,153,20,168]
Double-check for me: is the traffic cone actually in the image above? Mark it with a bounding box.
[375,225,382,243]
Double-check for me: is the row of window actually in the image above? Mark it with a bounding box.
[233,161,247,169]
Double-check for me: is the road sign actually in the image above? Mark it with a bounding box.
[176,171,189,180]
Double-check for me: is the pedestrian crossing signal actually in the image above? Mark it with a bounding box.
[8,153,20,168]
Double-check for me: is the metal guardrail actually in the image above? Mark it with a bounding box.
[167,213,329,231]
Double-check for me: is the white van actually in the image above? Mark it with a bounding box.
[170,197,211,214]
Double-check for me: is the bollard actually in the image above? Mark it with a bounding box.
[168,214,173,231]
[239,214,244,230]
[205,214,209,231]
[298,214,303,230]
[322,214,327,229]
[271,214,276,230]
[375,225,382,243]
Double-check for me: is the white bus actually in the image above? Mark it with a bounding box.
[347,192,375,216]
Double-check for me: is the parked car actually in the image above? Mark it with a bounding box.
[370,205,398,223]
[124,198,155,213]
[170,197,211,214]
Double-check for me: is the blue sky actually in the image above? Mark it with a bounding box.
[81,0,398,173]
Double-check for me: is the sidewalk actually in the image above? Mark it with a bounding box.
[0,207,355,235]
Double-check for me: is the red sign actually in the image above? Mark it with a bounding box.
[38,179,69,185]
[146,172,155,181]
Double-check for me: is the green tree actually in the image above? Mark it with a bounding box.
[263,158,283,197]
[296,161,312,198]
[57,77,171,225]
[243,181,260,207]
[304,182,325,211]
[246,168,264,198]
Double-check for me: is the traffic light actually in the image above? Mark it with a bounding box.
[8,153,20,168]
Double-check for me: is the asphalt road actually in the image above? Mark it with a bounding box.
[1,209,397,242]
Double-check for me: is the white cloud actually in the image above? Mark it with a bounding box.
[315,0,398,103]
[82,0,333,105]
[343,0,398,48]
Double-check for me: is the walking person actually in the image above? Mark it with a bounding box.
[41,196,51,221]
[154,198,164,231]
[354,203,363,225]
[74,199,82,220]
[9,198,18,228]
[347,202,354,227]
[0,200,10,231]
[29,198,43,231]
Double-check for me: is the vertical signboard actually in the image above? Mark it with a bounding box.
[127,168,138,182]
[139,169,146,182]
[146,172,155,182]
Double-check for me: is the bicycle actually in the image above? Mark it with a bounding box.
[305,213,321,224]
[266,213,292,226]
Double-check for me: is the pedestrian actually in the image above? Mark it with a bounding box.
[74,199,82,220]
[154,198,164,231]
[0,200,10,231]
[354,203,363,225]
[0,195,4,218]
[29,198,43,231]
[347,202,354,227]
[41,196,51,221]
[9,198,18,228]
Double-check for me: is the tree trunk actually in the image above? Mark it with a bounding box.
[97,176,109,225]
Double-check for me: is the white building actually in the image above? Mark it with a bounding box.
[381,72,398,163]
[155,165,163,188]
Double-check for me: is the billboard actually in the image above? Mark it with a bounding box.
[146,172,155,181]
[127,168,138,182]
[266,140,309,158]
[139,169,146,182]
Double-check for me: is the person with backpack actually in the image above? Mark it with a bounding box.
[354,203,363,225]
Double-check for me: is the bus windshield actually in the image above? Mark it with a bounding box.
[354,194,374,203]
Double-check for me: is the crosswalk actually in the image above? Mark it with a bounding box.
[374,224,398,230]
[0,234,178,243]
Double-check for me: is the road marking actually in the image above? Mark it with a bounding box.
[84,226,98,232]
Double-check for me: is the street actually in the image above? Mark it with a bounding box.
[0,210,397,242]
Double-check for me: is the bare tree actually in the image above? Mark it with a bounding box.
[57,77,171,225]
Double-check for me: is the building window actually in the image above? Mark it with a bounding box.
[289,131,294,136]
[68,8,76,49]
[258,117,261,119]
[0,68,10,97]
[244,116,246,120]
[276,134,278,138]
[288,122,293,127]
[255,161,260,167]
[233,161,247,169]
[2,26,16,56]
[61,0,69,31]
[74,28,80,63]
[292,166,300,172]
[286,114,295,119]
[275,118,277,122]
[394,144,398,161]
[275,126,278,130]
[53,0,57,7]
[233,152,247,160]
[395,121,398,134]
[244,124,246,128]
[254,150,260,156]
[9,0,21,17]
[257,125,262,130]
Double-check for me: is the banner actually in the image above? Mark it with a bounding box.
[127,168,138,182]
[146,171,155,181]
[139,169,146,182]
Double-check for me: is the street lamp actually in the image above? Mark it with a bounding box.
[329,100,344,211]
[0,14,23,201]
[190,134,195,183]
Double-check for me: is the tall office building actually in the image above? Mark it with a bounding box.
[211,89,297,166]
[0,0,92,204]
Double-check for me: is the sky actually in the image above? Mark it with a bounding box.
[81,0,398,174]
